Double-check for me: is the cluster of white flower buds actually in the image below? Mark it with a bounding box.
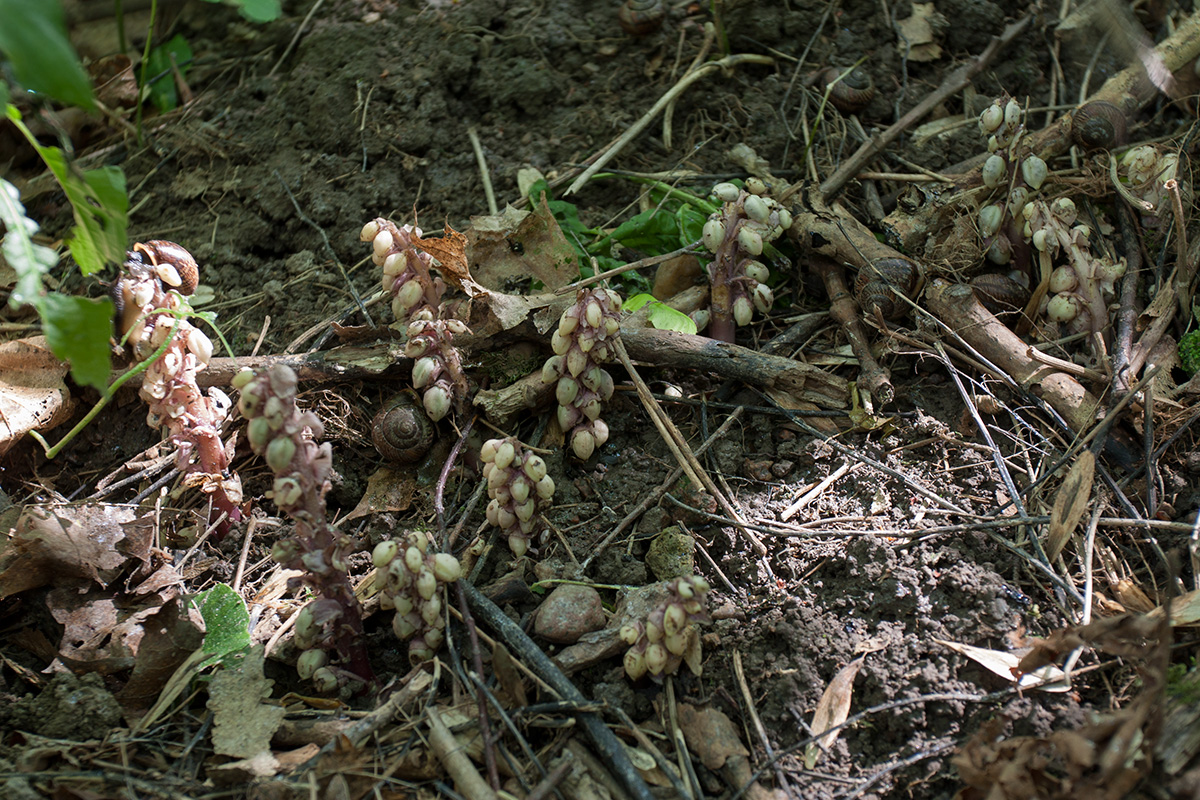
[702,178,788,341]
[233,364,372,691]
[1023,198,1126,335]
[1120,145,1182,222]
[481,437,555,558]
[361,217,444,321]
[541,288,622,460]
[114,241,240,534]
[405,311,470,421]
[620,575,711,681]
[976,97,1050,266]
[371,531,462,664]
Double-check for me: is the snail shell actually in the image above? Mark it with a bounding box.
[853,257,921,319]
[821,67,875,115]
[1070,101,1127,150]
[134,240,200,295]
[372,393,436,463]
[969,273,1030,316]
[618,0,665,35]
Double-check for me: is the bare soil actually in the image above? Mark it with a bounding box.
[2,1,1199,799]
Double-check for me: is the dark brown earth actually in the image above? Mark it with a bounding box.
[3,0,1199,798]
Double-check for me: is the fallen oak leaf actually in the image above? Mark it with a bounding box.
[412,224,487,297]
[806,655,865,768]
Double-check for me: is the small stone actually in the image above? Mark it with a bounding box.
[645,527,695,581]
[534,584,606,644]
[771,460,794,478]
[743,459,774,482]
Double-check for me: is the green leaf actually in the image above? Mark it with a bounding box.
[144,35,194,113]
[36,147,128,275]
[36,293,114,391]
[624,293,696,334]
[233,0,281,22]
[202,0,281,22]
[0,177,59,308]
[0,84,10,109]
[0,0,95,110]
[607,209,680,253]
[193,584,252,666]
[623,293,654,311]
[676,204,706,245]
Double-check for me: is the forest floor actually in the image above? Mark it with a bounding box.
[3,0,1200,799]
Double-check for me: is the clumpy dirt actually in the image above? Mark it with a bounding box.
[3,0,1198,798]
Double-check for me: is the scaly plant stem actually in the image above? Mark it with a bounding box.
[134,0,159,145]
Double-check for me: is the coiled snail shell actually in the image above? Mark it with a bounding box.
[134,240,200,295]
[1070,101,1127,150]
[372,394,435,463]
[618,0,665,36]
[969,273,1030,316]
[820,66,875,115]
[853,257,922,319]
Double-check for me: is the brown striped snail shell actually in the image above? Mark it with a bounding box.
[134,240,200,295]
[1070,101,1127,150]
[969,273,1030,316]
[618,0,665,35]
[853,257,921,319]
[821,67,875,115]
[372,393,435,463]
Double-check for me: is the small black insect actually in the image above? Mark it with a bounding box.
[999,584,1031,607]
[507,237,524,255]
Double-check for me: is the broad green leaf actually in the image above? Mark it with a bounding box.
[36,147,128,275]
[0,177,59,308]
[647,302,697,334]
[229,0,281,22]
[624,293,654,311]
[0,0,95,110]
[194,584,252,665]
[624,294,696,334]
[36,293,114,391]
[607,209,680,253]
[144,35,194,112]
[677,204,706,245]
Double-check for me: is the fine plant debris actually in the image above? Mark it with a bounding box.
[4,1,1200,799]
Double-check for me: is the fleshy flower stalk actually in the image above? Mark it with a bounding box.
[232,364,373,692]
[114,241,241,537]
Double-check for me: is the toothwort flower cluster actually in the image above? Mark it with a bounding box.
[975,97,1049,266]
[114,241,241,535]
[405,312,469,422]
[620,575,711,681]
[361,218,444,321]
[1025,198,1125,337]
[371,531,462,664]
[481,437,556,558]
[701,178,788,342]
[232,364,372,692]
[541,288,621,460]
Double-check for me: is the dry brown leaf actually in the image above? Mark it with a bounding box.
[805,655,864,768]
[492,641,528,707]
[1045,450,1094,561]
[935,638,1070,692]
[1149,587,1200,625]
[343,467,418,522]
[677,703,748,771]
[895,3,945,62]
[0,336,74,457]
[412,225,487,297]
[466,198,579,291]
[0,503,140,599]
[207,646,286,759]
[116,597,205,719]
